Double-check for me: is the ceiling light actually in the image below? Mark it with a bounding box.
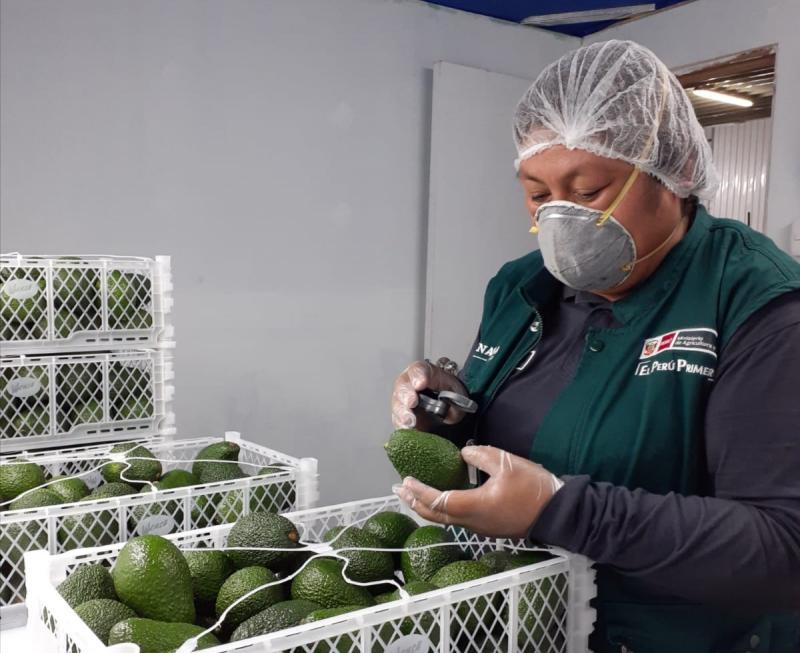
[692,89,754,107]
[522,4,655,26]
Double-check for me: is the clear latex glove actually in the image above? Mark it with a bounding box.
[391,360,469,430]
[394,445,562,539]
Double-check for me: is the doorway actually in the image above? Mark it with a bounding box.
[675,47,776,232]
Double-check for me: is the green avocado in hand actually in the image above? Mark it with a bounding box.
[384,429,468,490]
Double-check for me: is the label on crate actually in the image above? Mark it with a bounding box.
[84,470,103,488]
[2,278,41,300]
[6,376,43,398]
[386,635,430,653]
[136,514,177,536]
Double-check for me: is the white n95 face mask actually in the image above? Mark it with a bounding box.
[529,167,682,292]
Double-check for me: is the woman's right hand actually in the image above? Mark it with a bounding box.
[391,360,469,430]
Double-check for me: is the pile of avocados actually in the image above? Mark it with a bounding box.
[0,355,158,440]
[51,428,563,653]
[0,439,295,606]
[57,507,558,652]
[0,264,153,343]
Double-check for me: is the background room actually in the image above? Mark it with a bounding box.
[2,0,798,503]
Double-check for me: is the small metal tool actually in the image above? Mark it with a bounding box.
[417,389,478,422]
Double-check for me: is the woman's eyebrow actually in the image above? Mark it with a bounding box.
[518,168,586,184]
[518,171,545,183]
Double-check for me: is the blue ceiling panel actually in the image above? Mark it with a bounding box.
[425,1,693,36]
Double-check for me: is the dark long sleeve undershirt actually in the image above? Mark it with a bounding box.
[529,290,800,610]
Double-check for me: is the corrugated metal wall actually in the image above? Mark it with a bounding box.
[706,118,772,232]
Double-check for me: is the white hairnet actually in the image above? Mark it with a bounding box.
[513,40,718,199]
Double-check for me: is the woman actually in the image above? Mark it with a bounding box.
[391,41,800,653]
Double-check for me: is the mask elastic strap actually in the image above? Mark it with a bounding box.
[597,68,669,228]
[621,214,686,273]
[596,166,641,227]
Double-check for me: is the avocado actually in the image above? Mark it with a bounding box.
[131,470,192,531]
[47,476,90,503]
[111,535,195,623]
[230,599,321,642]
[8,486,62,510]
[57,564,117,609]
[53,267,97,310]
[191,441,241,477]
[215,465,296,524]
[112,397,154,421]
[517,567,567,651]
[299,605,365,653]
[400,526,460,582]
[362,511,419,550]
[384,429,467,490]
[1,488,63,574]
[380,580,437,602]
[215,565,284,632]
[59,482,137,550]
[11,407,49,438]
[73,398,103,426]
[430,560,490,588]
[102,443,161,485]
[375,581,438,641]
[505,551,555,568]
[183,549,236,609]
[194,463,247,525]
[197,461,246,487]
[478,549,554,576]
[323,526,394,585]
[108,618,220,652]
[0,460,46,501]
[74,598,136,644]
[1,272,46,325]
[257,465,296,511]
[290,557,376,609]
[431,560,497,641]
[374,591,395,604]
[225,512,302,570]
[106,271,151,328]
[54,309,79,338]
[55,362,100,401]
[159,469,198,489]
[300,604,363,622]
[477,551,513,575]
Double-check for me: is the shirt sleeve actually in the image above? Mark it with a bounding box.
[529,290,800,609]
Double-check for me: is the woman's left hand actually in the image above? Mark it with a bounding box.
[393,445,562,539]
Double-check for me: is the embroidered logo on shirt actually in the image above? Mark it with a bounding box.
[472,342,501,362]
[639,327,718,360]
[635,358,716,379]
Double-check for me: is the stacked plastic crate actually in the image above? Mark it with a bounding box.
[0,254,319,629]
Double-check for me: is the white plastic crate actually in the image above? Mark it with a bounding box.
[0,349,174,452]
[0,254,174,355]
[1,432,320,629]
[25,495,595,653]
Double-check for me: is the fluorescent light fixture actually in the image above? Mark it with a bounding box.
[692,89,754,107]
[522,4,655,26]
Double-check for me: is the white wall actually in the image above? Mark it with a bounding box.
[425,62,535,363]
[706,118,772,233]
[0,0,575,502]
[583,0,800,253]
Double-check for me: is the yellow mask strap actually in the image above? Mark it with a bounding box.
[596,166,641,227]
[620,214,686,273]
